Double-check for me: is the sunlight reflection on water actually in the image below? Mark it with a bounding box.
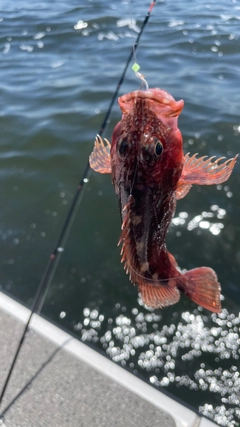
[71,304,240,426]
[172,205,226,235]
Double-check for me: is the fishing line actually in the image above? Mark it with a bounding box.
[129,0,152,89]
[128,0,138,65]
[124,262,186,285]
[0,0,157,411]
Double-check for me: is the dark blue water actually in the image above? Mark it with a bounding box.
[0,1,240,425]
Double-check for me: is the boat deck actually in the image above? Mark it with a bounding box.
[0,292,217,427]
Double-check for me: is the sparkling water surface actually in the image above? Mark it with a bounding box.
[0,1,240,425]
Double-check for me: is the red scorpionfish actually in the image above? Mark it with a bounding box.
[89,88,237,313]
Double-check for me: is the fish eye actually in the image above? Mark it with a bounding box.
[154,139,163,156]
[118,137,128,155]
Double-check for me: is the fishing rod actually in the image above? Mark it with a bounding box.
[0,0,156,411]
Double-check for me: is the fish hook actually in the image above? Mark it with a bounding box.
[132,62,149,90]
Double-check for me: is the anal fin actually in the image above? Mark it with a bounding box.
[138,283,180,309]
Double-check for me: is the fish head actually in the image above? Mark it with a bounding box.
[111,88,184,202]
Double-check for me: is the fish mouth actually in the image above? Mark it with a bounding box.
[119,88,184,117]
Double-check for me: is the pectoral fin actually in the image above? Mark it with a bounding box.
[179,153,237,186]
[175,182,192,200]
[89,135,111,173]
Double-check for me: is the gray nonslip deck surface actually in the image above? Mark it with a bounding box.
[0,292,217,427]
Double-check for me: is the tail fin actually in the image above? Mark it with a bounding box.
[179,267,221,313]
